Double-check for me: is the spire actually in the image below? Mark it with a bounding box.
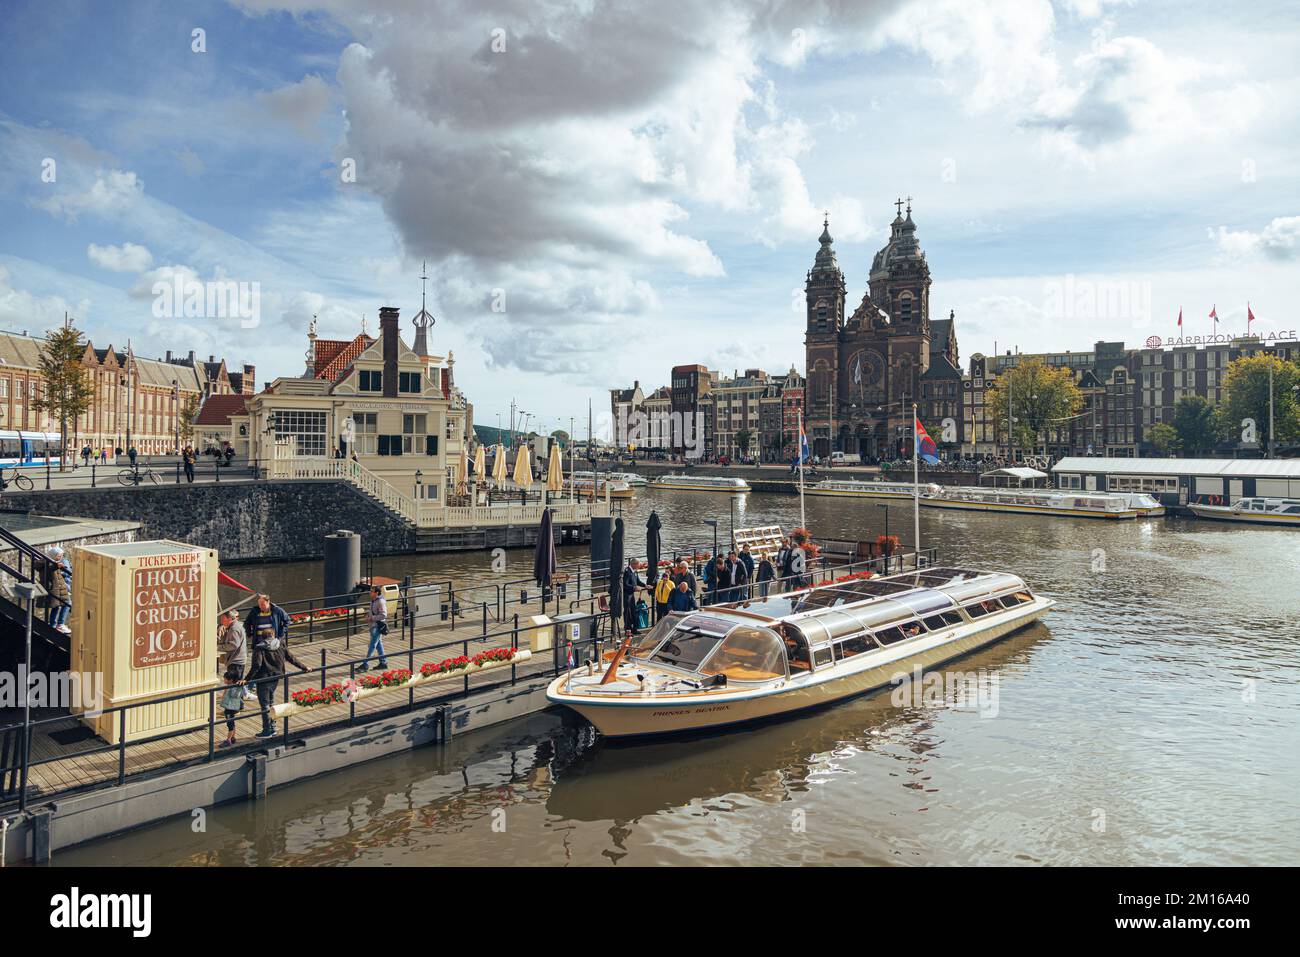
[812,212,840,278]
[412,260,435,359]
[819,210,832,245]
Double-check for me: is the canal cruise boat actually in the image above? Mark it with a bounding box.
[1186,496,1300,526]
[922,486,1146,519]
[652,474,751,493]
[806,479,920,501]
[571,469,648,488]
[564,476,636,499]
[547,565,1053,737]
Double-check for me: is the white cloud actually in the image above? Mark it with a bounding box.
[36,168,143,222]
[0,264,92,331]
[87,242,153,273]
[1210,216,1300,262]
[254,75,332,138]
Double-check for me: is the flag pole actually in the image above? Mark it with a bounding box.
[912,402,921,566]
[797,410,806,532]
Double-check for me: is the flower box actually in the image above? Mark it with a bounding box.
[273,648,529,718]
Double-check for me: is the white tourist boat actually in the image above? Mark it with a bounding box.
[571,469,648,487]
[547,565,1053,737]
[564,476,635,499]
[1186,496,1300,526]
[806,479,919,501]
[923,486,1142,520]
[652,474,751,493]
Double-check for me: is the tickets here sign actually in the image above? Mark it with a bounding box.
[132,551,205,668]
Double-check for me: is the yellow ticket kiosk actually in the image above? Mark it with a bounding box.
[70,541,220,744]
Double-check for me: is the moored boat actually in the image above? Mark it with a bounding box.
[1186,496,1300,526]
[564,477,635,499]
[806,479,918,501]
[571,469,648,487]
[546,565,1053,737]
[923,486,1140,519]
[652,474,751,493]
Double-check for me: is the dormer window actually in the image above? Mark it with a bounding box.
[359,370,382,392]
[399,371,421,393]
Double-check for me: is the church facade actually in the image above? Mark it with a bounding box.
[804,200,961,460]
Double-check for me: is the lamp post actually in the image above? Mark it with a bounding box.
[703,519,718,560]
[877,503,890,541]
[172,379,180,454]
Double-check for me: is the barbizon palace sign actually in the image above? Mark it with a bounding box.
[1144,331,1298,349]
[132,551,204,668]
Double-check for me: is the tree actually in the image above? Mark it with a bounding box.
[33,323,95,471]
[550,429,570,448]
[1218,354,1300,454]
[1171,395,1219,455]
[984,358,1083,456]
[179,394,201,444]
[1146,422,1179,455]
[735,429,753,458]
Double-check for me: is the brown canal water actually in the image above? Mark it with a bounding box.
[56,490,1300,866]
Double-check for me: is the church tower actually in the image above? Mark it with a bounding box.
[804,214,846,458]
[869,198,931,335]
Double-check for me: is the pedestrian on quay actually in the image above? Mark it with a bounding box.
[672,559,697,597]
[80,445,91,467]
[668,578,697,613]
[242,593,308,738]
[622,559,645,636]
[127,445,138,467]
[45,546,72,634]
[99,447,108,465]
[223,443,235,467]
[788,542,807,590]
[703,554,718,605]
[756,553,776,599]
[360,584,390,672]
[738,544,755,597]
[777,537,794,590]
[182,445,196,483]
[217,609,247,684]
[729,550,750,601]
[219,668,245,748]
[654,572,674,622]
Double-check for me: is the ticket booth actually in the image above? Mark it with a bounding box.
[70,541,220,744]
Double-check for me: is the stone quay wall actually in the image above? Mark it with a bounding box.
[2,481,415,563]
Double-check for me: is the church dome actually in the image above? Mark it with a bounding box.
[870,200,926,282]
[810,213,842,280]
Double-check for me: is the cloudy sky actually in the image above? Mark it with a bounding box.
[1,0,1297,434]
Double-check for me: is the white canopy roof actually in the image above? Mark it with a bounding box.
[1052,457,1300,478]
[981,467,1048,481]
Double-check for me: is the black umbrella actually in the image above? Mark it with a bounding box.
[645,510,662,589]
[533,507,557,601]
[607,517,625,634]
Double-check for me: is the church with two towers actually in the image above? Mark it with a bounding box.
[804,199,962,460]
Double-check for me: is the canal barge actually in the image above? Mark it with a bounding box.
[1186,496,1300,526]
[547,565,1053,737]
[652,474,751,493]
[923,486,1145,519]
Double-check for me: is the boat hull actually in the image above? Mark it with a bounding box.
[1187,504,1300,526]
[652,482,751,493]
[805,488,915,501]
[549,601,1051,738]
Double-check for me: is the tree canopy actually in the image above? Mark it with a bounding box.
[984,358,1083,454]
[33,323,95,470]
[1218,354,1300,453]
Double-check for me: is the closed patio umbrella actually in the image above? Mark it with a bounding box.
[455,445,469,492]
[546,442,564,501]
[533,507,557,604]
[492,443,508,487]
[513,444,532,489]
[607,517,624,636]
[645,510,662,591]
[473,444,486,480]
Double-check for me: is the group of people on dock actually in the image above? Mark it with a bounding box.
[623,536,810,635]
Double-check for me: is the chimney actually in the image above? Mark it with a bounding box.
[188,351,196,364]
[379,306,400,397]
[166,350,173,362]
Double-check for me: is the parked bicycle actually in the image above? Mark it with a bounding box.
[118,467,161,487]
[0,467,34,491]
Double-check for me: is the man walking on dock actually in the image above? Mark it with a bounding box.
[361,584,390,672]
[243,593,309,738]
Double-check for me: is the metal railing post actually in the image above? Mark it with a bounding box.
[118,710,127,785]
[208,691,216,759]
[512,614,519,684]
[320,648,327,689]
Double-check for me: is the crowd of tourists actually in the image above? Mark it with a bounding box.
[619,537,811,636]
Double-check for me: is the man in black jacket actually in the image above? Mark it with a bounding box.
[243,594,309,738]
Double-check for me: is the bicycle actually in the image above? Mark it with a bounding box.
[118,467,161,487]
[0,467,34,491]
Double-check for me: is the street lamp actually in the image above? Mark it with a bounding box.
[415,469,423,498]
[877,503,890,540]
[703,519,718,559]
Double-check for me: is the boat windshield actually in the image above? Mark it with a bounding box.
[629,614,682,658]
[698,626,787,682]
[647,615,736,671]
